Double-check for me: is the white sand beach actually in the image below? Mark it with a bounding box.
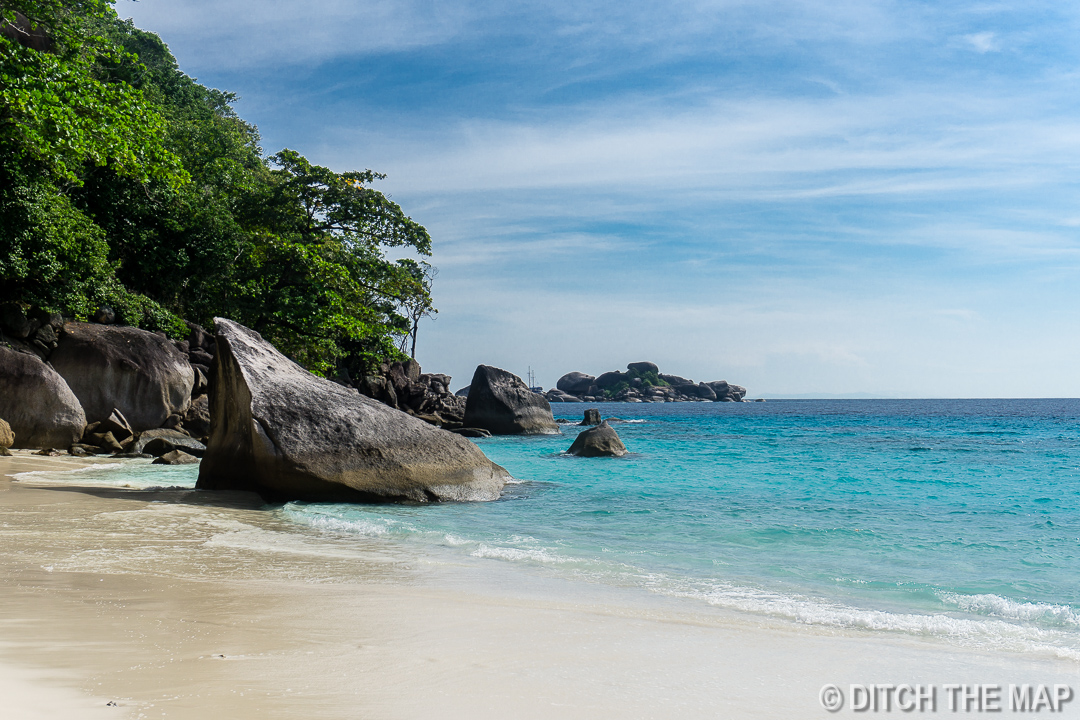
[2,451,1078,719]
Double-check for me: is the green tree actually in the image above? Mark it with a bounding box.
[1,4,436,373]
[227,150,434,376]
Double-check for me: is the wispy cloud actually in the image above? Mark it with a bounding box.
[963,31,1001,53]
[118,0,1080,397]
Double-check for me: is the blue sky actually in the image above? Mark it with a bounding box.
[120,0,1080,397]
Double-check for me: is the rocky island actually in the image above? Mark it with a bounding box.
[547,361,746,403]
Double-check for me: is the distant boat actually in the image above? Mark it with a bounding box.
[527,367,543,394]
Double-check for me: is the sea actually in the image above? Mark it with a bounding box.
[19,399,1080,662]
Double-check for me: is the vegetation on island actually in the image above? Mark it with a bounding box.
[0,0,435,377]
[600,367,668,399]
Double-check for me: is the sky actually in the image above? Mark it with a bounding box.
[118,0,1080,398]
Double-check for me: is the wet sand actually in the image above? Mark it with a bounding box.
[2,451,1078,719]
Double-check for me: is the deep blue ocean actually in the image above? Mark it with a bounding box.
[32,399,1080,660]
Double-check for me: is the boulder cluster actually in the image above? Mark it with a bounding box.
[547,361,746,403]
[0,303,213,464]
[356,359,468,430]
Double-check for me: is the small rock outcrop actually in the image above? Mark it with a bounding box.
[197,319,511,503]
[0,346,86,448]
[567,422,628,457]
[153,449,200,465]
[462,365,560,435]
[580,409,602,426]
[356,360,467,429]
[49,322,194,431]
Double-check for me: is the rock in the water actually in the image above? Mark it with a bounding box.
[566,421,628,457]
[463,365,560,435]
[0,347,86,448]
[545,389,582,403]
[580,408,602,426]
[556,372,595,394]
[197,319,510,502]
[142,436,206,458]
[627,361,658,375]
[49,322,194,431]
[153,449,200,465]
[0,419,13,449]
[450,427,493,438]
[133,429,205,455]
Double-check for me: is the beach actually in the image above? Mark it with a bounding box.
[3,449,1079,719]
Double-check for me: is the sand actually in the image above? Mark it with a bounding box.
[2,451,1078,719]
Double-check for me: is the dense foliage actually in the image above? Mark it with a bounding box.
[0,1,434,375]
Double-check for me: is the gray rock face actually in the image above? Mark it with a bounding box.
[557,372,595,394]
[197,319,510,502]
[627,361,659,375]
[183,395,211,437]
[50,322,194,431]
[98,409,133,442]
[463,365,560,436]
[581,408,602,426]
[567,421,628,457]
[659,373,693,387]
[0,347,86,448]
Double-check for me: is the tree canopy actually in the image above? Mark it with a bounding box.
[0,0,435,376]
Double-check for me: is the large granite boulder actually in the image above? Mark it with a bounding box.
[567,421,628,457]
[556,371,595,394]
[581,408,602,426]
[594,371,629,389]
[627,361,659,375]
[49,322,194,431]
[694,382,717,400]
[0,347,86,448]
[659,373,694,387]
[197,319,510,502]
[462,365,560,435]
[545,388,582,403]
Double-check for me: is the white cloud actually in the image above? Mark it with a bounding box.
[963,31,1000,53]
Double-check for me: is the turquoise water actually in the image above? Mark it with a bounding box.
[24,400,1080,659]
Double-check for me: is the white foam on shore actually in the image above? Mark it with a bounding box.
[651,578,1080,661]
[12,462,198,491]
[13,463,124,479]
[938,592,1080,628]
[471,544,575,564]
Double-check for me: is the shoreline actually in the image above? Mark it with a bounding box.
[2,452,1079,718]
